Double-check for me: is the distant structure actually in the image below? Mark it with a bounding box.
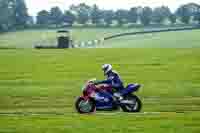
[35,30,73,49]
[57,30,72,48]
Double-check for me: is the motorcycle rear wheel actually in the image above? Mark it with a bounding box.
[75,97,96,114]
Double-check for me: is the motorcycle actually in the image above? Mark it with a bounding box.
[75,79,142,114]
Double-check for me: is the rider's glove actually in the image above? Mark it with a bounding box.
[93,80,99,85]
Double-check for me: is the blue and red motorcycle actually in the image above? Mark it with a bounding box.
[75,79,142,114]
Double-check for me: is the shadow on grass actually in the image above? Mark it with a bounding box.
[0,47,18,49]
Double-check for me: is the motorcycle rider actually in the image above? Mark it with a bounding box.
[94,64,124,100]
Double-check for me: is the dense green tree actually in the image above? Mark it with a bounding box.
[128,7,138,23]
[0,0,15,31]
[169,14,177,24]
[14,0,29,27]
[176,5,191,24]
[70,3,91,25]
[0,0,29,30]
[186,3,200,24]
[63,10,76,26]
[49,6,63,27]
[115,9,129,26]
[102,10,115,26]
[91,4,102,25]
[152,6,171,24]
[36,10,50,25]
[194,11,200,24]
[139,7,153,25]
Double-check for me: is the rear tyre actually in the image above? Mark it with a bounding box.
[75,97,96,114]
[120,94,142,112]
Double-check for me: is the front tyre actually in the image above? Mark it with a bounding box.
[120,94,142,112]
[75,97,96,114]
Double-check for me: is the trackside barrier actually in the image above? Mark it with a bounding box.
[74,26,200,48]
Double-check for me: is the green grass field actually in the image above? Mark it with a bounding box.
[0,28,200,133]
[103,30,200,48]
[1,28,200,48]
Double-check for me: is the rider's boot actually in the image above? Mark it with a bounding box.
[114,92,123,101]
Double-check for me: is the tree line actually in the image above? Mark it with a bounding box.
[1,1,200,32]
[36,3,200,27]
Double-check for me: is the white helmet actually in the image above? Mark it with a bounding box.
[102,64,112,74]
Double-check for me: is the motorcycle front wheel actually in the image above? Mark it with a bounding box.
[75,97,96,114]
[120,94,142,112]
